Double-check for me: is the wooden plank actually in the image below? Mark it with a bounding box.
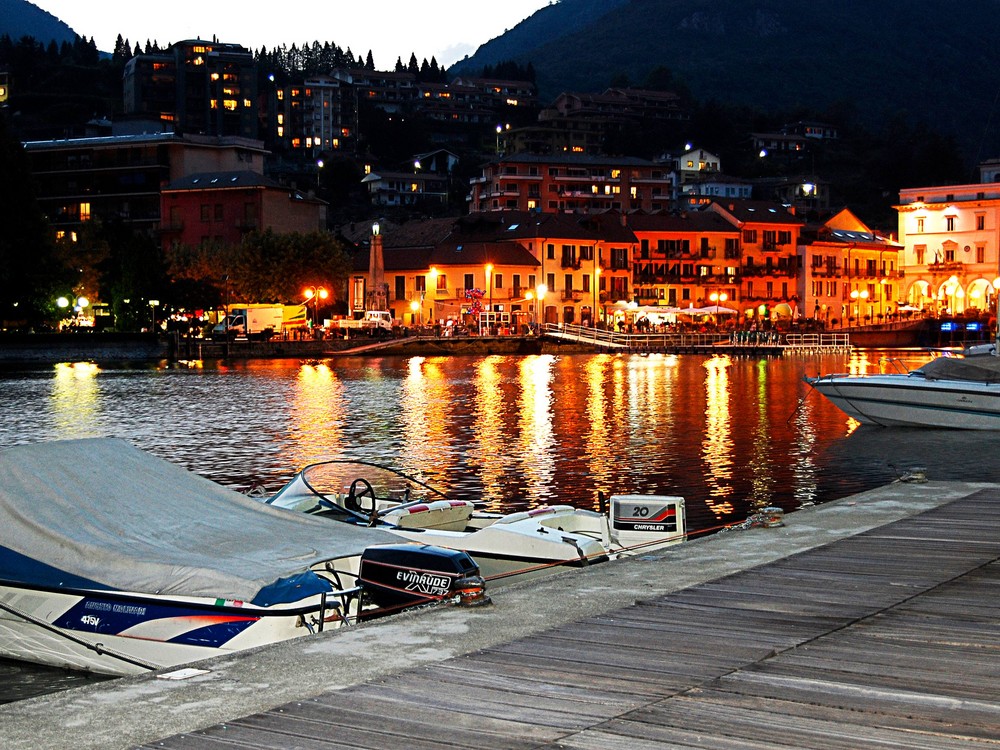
[143,492,1000,750]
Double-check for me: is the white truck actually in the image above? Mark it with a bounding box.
[331,310,394,336]
[213,306,284,340]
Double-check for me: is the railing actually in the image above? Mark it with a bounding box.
[784,333,852,350]
[543,324,853,352]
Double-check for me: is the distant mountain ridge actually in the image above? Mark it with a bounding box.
[0,0,78,45]
[451,0,1000,160]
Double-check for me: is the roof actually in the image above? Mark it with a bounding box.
[162,170,278,191]
[626,211,740,234]
[709,199,803,226]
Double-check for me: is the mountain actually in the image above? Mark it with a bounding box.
[451,0,1000,162]
[0,0,78,45]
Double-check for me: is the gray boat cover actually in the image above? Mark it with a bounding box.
[0,438,400,602]
[916,355,1000,383]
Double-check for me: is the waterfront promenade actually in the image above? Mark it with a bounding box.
[2,479,997,749]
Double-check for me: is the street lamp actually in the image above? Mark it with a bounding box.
[594,265,601,327]
[410,299,420,327]
[536,282,547,327]
[303,286,328,327]
[992,277,1000,347]
[149,299,160,332]
[709,291,728,306]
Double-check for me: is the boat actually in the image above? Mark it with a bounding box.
[805,349,1000,429]
[0,438,487,677]
[264,459,687,580]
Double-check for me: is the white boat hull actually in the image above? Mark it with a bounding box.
[0,584,327,676]
[808,373,1000,429]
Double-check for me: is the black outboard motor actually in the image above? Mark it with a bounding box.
[358,544,489,619]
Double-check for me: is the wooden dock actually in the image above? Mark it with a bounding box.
[140,488,1000,750]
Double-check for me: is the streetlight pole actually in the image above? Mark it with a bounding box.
[303,286,328,328]
[536,283,547,329]
[484,263,493,335]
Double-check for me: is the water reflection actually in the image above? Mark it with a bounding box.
[51,361,101,438]
[702,355,734,513]
[1,351,958,533]
[516,355,556,508]
[286,362,346,471]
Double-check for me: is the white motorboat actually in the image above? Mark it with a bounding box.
[806,351,1000,429]
[0,439,487,676]
[265,459,687,580]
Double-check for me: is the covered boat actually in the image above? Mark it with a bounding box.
[0,438,485,676]
[806,352,1000,429]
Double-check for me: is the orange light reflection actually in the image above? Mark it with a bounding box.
[286,362,345,467]
[515,355,556,502]
[398,356,453,485]
[701,355,734,513]
[470,357,508,507]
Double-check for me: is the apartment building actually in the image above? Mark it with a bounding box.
[468,154,674,214]
[708,200,804,317]
[896,182,1000,314]
[123,40,258,139]
[800,209,902,326]
[23,132,267,239]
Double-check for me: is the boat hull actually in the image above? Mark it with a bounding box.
[0,584,324,676]
[808,373,1000,429]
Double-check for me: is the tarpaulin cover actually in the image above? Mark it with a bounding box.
[0,438,400,603]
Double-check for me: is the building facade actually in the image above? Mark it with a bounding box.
[896,183,1000,315]
[124,40,258,139]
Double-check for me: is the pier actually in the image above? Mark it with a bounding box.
[542,323,853,355]
[4,479,998,750]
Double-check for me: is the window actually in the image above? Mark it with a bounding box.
[743,229,757,244]
[914,245,926,264]
[977,214,986,230]
[547,243,555,260]
[977,245,986,263]
[564,274,573,292]
[494,273,503,290]
[415,275,426,292]
[200,204,210,222]
[214,204,224,221]
[79,202,91,221]
[436,274,447,290]
[916,218,925,233]
[946,216,955,231]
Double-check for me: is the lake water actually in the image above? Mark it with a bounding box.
[3,348,997,701]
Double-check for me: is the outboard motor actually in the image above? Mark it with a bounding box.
[358,544,489,619]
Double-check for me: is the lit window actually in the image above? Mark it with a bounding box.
[223,100,237,111]
[277,114,284,124]
[277,126,284,137]
[79,202,91,221]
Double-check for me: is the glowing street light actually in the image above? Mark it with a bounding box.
[303,286,329,327]
[536,282,547,327]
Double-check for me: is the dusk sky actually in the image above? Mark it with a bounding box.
[28,1,553,67]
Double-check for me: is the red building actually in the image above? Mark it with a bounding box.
[160,170,326,251]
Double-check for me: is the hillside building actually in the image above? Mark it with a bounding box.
[123,40,258,139]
